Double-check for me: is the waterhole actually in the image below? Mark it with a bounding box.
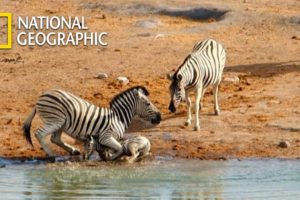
[0,158,299,199]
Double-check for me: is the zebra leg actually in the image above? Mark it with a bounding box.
[136,146,151,161]
[101,137,123,161]
[194,86,203,131]
[213,83,220,115]
[35,127,55,157]
[200,88,207,111]
[50,130,81,155]
[136,152,152,161]
[184,90,192,126]
[124,144,140,163]
[83,136,96,160]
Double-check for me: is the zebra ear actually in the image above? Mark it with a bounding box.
[139,86,149,96]
[167,72,174,80]
[135,89,145,99]
[177,74,182,81]
[133,86,149,97]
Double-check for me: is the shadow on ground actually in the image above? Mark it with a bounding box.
[82,3,229,21]
[225,60,300,77]
[159,7,229,21]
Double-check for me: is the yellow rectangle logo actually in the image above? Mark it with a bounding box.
[0,13,12,49]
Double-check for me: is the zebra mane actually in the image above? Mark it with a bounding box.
[173,54,191,80]
[109,86,149,107]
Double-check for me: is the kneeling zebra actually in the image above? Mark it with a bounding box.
[23,86,161,160]
[168,39,226,131]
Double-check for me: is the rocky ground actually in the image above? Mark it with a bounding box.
[0,0,299,160]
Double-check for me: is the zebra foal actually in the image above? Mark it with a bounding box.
[86,135,151,163]
[168,39,226,131]
[23,86,161,160]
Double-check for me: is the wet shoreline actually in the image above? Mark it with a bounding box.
[1,155,300,168]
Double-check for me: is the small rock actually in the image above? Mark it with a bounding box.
[172,145,179,151]
[0,164,5,168]
[268,100,281,105]
[291,36,299,40]
[95,14,106,19]
[117,76,129,85]
[218,157,227,161]
[93,92,103,99]
[155,33,166,39]
[135,19,160,29]
[223,76,240,84]
[278,141,290,148]
[207,18,216,23]
[102,14,106,19]
[65,161,72,165]
[137,33,151,37]
[79,67,89,71]
[162,132,172,141]
[94,73,108,79]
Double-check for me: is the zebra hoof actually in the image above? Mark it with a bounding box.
[71,149,81,156]
[214,109,220,116]
[194,126,200,131]
[47,156,56,163]
[124,156,135,163]
[184,121,191,126]
[83,154,90,160]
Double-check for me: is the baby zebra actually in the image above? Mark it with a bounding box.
[85,136,151,163]
[168,39,226,131]
[23,86,161,160]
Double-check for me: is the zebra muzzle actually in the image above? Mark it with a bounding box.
[151,112,161,124]
[168,101,176,113]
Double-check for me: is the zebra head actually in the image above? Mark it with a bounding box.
[134,87,161,125]
[168,73,186,113]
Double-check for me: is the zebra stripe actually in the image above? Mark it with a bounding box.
[168,39,226,131]
[23,86,161,160]
[182,39,225,89]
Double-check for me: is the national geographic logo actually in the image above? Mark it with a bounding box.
[0,13,108,49]
[0,13,12,49]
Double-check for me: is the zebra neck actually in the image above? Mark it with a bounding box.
[111,102,136,129]
[178,69,195,88]
[179,57,198,88]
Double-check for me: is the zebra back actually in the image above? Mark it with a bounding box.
[178,39,226,89]
[36,89,111,140]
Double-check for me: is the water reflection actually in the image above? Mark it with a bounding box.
[1,159,300,199]
[21,160,226,199]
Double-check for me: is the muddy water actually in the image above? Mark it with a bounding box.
[0,158,299,199]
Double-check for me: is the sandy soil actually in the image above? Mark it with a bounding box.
[0,0,299,160]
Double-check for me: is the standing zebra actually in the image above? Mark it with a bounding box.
[23,86,161,160]
[168,39,226,131]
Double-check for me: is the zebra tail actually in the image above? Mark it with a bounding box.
[23,106,36,147]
